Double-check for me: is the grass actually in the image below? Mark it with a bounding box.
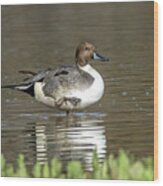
[1,150,154,180]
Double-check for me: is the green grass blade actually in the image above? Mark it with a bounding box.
[32,161,42,178]
[15,154,28,177]
[51,158,62,178]
[42,162,50,178]
[67,161,85,179]
[117,150,130,180]
[1,154,6,177]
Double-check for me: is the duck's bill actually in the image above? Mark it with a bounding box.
[93,52,110,62]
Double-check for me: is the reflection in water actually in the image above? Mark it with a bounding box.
[35,124,48,163]
[25,113,107,171]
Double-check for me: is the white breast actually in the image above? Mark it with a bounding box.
[72,64,104,109]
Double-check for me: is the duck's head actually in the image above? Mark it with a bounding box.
[75,42,109,67]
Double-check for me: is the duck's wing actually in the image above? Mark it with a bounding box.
[20,69,51,84]
[42,65,94,99]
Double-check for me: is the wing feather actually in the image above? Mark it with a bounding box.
[43,65,94,99]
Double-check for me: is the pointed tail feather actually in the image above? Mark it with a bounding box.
[2,83,35,97]
[1,83,32,90]
[2,69,50,97]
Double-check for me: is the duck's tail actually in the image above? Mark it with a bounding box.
[1,70,39,97]
[1,82,35,96]
[2,83,31,89]
[2,69,51,97]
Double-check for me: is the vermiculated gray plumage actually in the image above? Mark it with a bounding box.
[43,65,94,99]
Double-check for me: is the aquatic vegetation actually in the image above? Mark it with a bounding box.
[1,150,153,180]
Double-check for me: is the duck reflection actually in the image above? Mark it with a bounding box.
[31,112,107,171]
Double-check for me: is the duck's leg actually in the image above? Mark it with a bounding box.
[66,110,70,116]
[66,97,81,116]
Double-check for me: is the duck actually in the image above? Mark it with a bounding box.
[2,42,110,114]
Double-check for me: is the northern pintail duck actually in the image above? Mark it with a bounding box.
[2,42,109,114]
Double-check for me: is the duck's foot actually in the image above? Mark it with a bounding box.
[65,97,81,106]
[57,97,81,107]
[66,97,81,116]
[57,97,81,116]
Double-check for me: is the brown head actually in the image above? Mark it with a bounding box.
[75,42,109,67]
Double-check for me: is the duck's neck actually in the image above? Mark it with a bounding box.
[76,57,89,67]
[77,64,94,73]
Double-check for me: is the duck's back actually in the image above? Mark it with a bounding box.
[42,64,94,99]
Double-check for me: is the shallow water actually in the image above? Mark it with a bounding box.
[1,2,154,172]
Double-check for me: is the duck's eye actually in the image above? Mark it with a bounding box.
[85,47,89,51]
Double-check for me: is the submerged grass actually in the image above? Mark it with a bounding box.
[1,150,153,180]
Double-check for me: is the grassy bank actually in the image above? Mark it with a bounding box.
[1,150,153,180]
